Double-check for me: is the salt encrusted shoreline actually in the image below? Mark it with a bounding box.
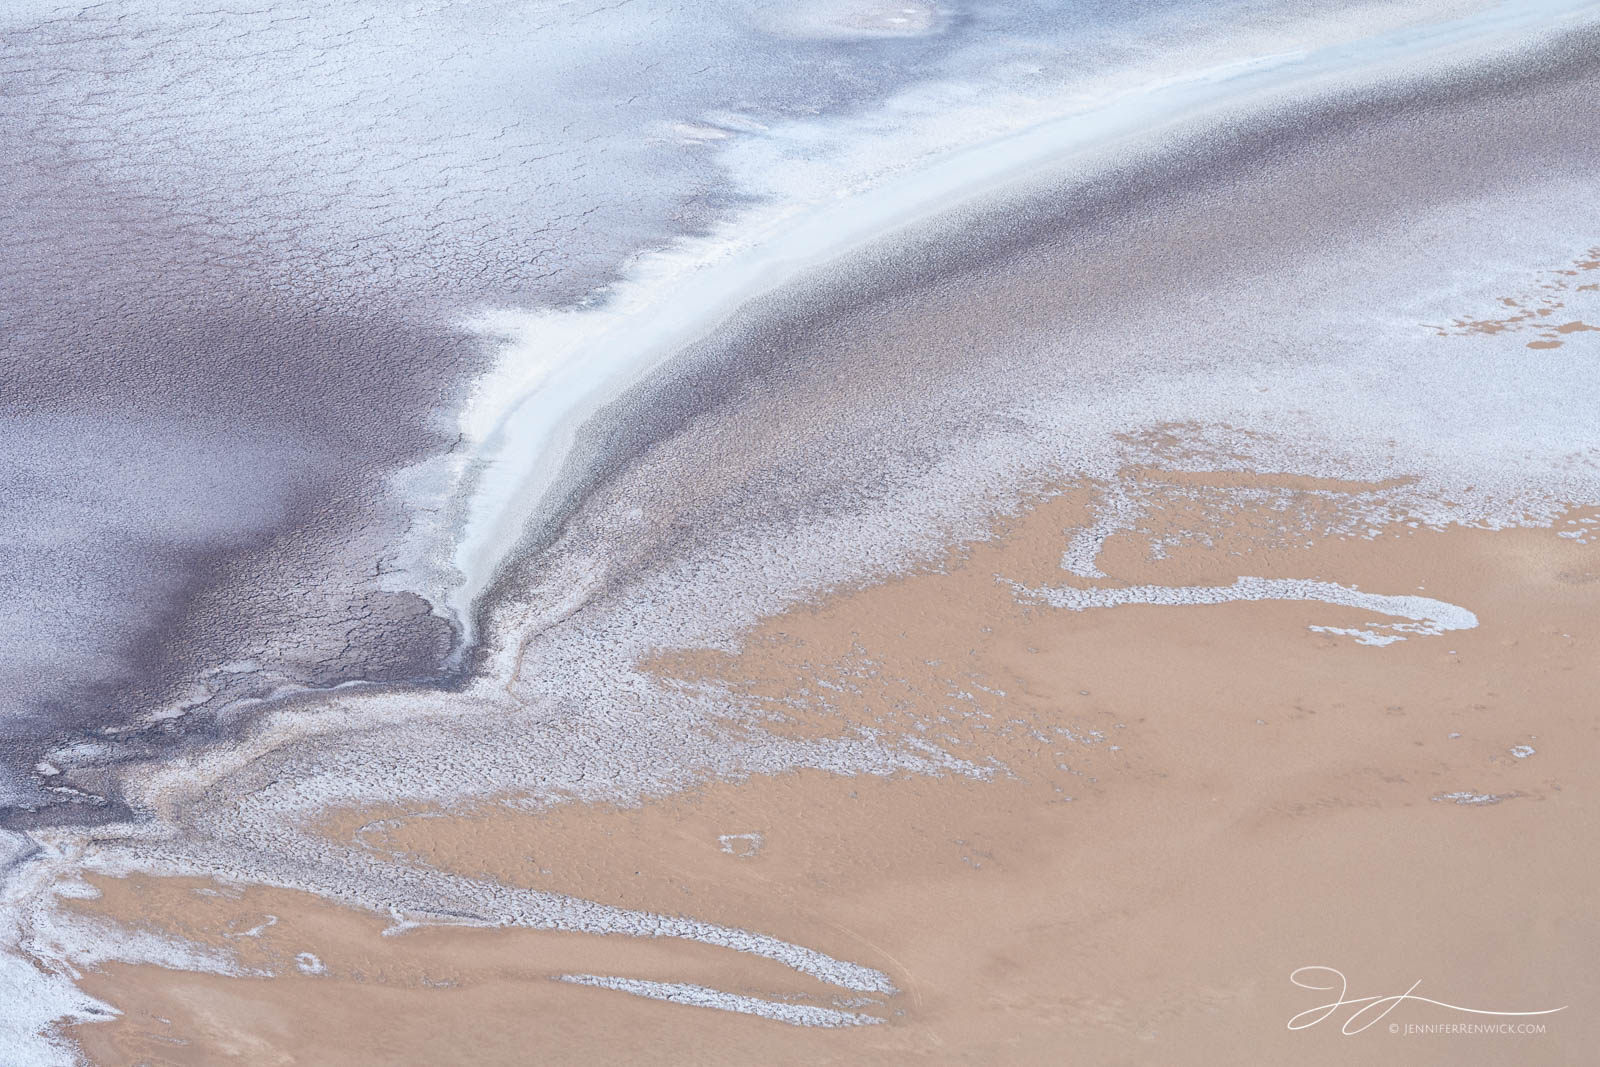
[5,0,1600,1061]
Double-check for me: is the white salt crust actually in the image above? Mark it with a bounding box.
[405,0,1594,636]
[555,974,885,1027]
[0,834,117,1067]
[6,2,1600,1061]
[1433,791,1508,805]
[1011,577,1478,645]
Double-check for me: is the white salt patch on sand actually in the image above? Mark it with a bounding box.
[0,833,115,1067]
[1433,791,1507,805]
[1510,745,1536,759]
[1061,483,1142,578]
[719,832,765,857]
[0,947,104,1067]
[1011,577,1477,645]
[22,876,256,979]
[1307,625,1406,646]
[223,915,277,940]
[556,974,883,1027]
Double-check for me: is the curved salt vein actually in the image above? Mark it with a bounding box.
[1013,577,1477,638]
[129,855,899,995]
[556,974,883,1027]
[483,885,898,994]
[439,0,1596,635]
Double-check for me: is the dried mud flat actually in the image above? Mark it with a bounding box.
[63,471,1600,1065]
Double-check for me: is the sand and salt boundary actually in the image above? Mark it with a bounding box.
[45,472,1600,1065]
[2,2,1600,1063]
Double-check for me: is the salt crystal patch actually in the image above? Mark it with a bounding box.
[1432,791,1506,805]
[556,974,882,1027]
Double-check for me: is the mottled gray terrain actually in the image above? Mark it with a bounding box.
[1,0,1169,818]
[2,0,1596,824]
[2,1,1599,1060]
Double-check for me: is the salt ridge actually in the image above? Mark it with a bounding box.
[414,0,1596,638]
